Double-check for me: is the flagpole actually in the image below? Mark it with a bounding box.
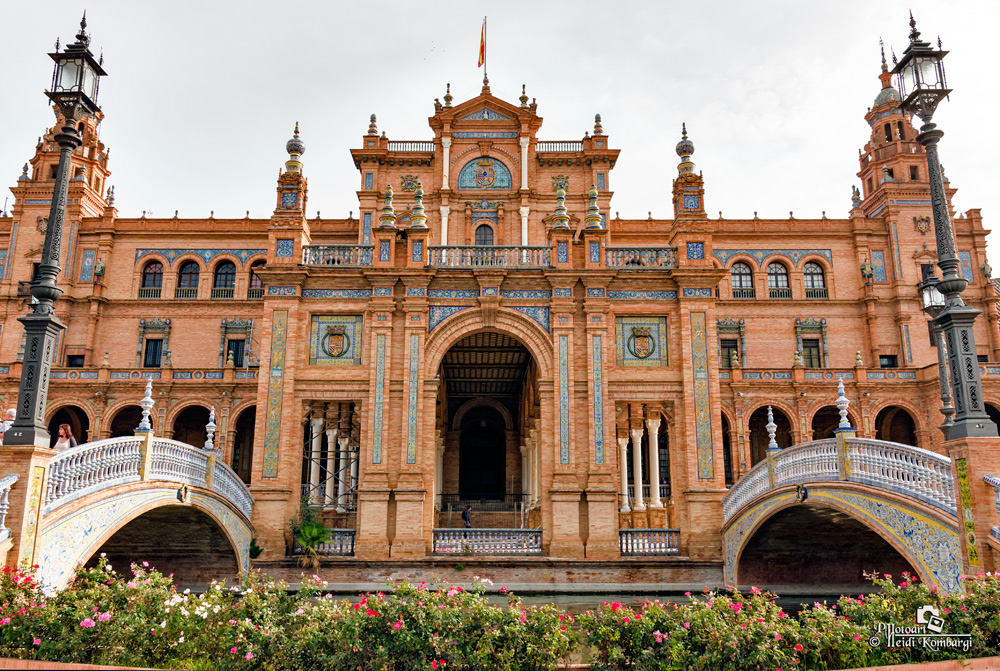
[483,16,487,82]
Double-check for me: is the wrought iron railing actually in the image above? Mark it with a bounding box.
[387,141,434,152]
[722,437,956,522]
[432,529,542,555]
[537,141,583,152]
[619,529,680,556]
[427,246,550,268]
[44,437,144,510]
[302,245,374,267]
[805,288,828,299]
[293,529,356,556]
[439,493,527,512]
[769,287,792,299]
[731,288,755,299]
[0,474,18,543]
[247,287,264,299]
[174,288,198,299]
[138,287,161,299]
[211,287,235,299]
[605,247,676,269]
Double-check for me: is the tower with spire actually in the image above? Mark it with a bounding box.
[671,123,706,220]
[270,122,309,264]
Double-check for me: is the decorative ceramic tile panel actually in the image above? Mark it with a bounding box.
[960,251,974,282]
[608,290,678,300]
[956,458,979,567]
[896,371,916,379]
[596,173,606,190]
[5,222,16,279]
[413,241,424,263]
[364,173,373,190]
[372,333,386,464]
[406,333,420,464]
[0,250,6,279]
[267,286,297,296]
[891,222,903,278]
[686,242,705,260]
[79,249,95,282]
[17,466,44,566]
[459,109,512,121]
[508,306,549,332]
[429,289,478,299]
[373,287,393,297]
[683,195,700,209]
[457,157,512,190]
[404,287,425,297]
[428,306,471,332]
[63,221,77,279]
[281,193,298,208]
[262,309,288,478]
[302,289,372,299]
[309,315,363,366]
[363,213,372,245]
[481,287,499,296]
[559,335,570,465]
[691,311,714,480]
[713,249,833,267]
[592,334,605,465]
[586,288,605,298]
[275,239,294,258]
[903,324,913,363]
[554,288,572,297]
[872,250,888,283]
[453,131,518,138]
[380,241,391,262]
[682,288,712,298]
[615,317,669,367]
[557,242,568,263]
[135,248,266,266]
[500,289,551,299]
[590,242,601,263]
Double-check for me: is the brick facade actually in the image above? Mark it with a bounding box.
[2,64,998,566]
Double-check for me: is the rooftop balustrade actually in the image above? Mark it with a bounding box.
[536,141,583,152]
[427,246,550,268]
[387,141,434,152]
[303,244,374,267]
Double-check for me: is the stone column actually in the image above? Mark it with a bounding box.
[440,205,450,246]
[309,412,324,504]
[630,427,646,511]
[646,415,663,508]
[324,425,338,505]
[434,434,445,508]
[336,435,349,512]
[519,206,530,246]
[618,434,631,513]
[441,136,452,189]
[519,137,529,190]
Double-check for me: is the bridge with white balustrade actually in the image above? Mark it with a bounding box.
[0,381,254,591]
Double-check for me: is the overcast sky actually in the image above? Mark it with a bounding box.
[2,1,998,266]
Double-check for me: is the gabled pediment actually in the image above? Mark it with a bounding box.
[458,108,513,121]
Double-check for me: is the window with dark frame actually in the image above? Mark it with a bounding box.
[249,261,265,289]
[227,339,246,367]
[474,224,494,246]
[802,338,822,368]
[978,354,989,364]
[720,339,739,369]
[177,261,200,288]
[66,355,85,368]
[142,261,163,288]
[143,339,163,368]
[928,321,937,348]
[804,262,825,289]
[731,262,753,288]
[214,261,236,289]
[879,354,899,369]
[767,262,789,289]
[910,165,919,181]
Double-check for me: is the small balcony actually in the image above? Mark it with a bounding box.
[769,287,792,299]
[605,247,676,269]
[174,288,198,299]
[805,288,828,299]
[732,288,755,299]
[427,246,550,268]
[303,244,374,267]
[247,287,264,300]
[537,141,583,152]
[619,529,681,556]
[137,287,161,299]
[211,287,235,300]
[387,141,434,152]
[432,529,542,555]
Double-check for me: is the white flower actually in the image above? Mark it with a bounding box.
[178,636,184,643]
[183,588,190,595]
[159,620,166,628]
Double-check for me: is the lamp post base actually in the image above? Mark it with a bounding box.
[4,314,65,448]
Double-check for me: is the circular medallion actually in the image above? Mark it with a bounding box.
[131,371,140,379]
[763,372,772,379]
[474,161,496,187]
[887,372,896,379]
[322,326,351,358]
[194,372,203,379]
[69,372,78,379]
[627,328,655,359]
[825,372,833,379]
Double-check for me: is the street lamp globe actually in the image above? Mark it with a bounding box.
[892,13,950,122]
[918,275,945,316]
[46,13,106,119]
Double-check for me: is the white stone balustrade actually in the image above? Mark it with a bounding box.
[536,141,583,152]
[432,528,542,555]
[302,245,374,266]
[387,141,434,152]
[427,245,550,268]
[605,247,677,268]
[44,437,144,511]
[212,464,254,519]
[983,475,1000,541]
[619,529,680,555]
[295,529,356,556]
[150,438,209,487]
[0,474,18,543]
[723,437,957,523]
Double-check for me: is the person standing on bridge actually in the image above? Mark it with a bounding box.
[54,424,77,452]
[462,505,473,529]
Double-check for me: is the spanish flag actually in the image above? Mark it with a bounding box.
[478,18,486,68]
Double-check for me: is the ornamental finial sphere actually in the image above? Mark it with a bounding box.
[286,122,305,157]
[675,122,694,158]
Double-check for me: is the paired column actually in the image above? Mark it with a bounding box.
[618,433,630,513]
[630,426,646,511]
[324,424,339,505]
[308,411,324,503]
[646,416,663,508]
[519,137,529,189]
[441,137,452,188]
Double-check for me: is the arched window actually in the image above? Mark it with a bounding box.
[767,262,790,298]
[731,262,754,298]
[804,262,825,288]
[248,260,265,298]
[213,261,236,288]
[176,260,200,298]
[474,224,494,246]
[141,261,163,288]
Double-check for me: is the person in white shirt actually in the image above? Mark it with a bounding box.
[54,424,78,452]
[0,409,14,444]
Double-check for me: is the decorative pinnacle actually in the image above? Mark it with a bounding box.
[585,184,602,229]
[76,11,90,46]
[444,83,453,107]
[552,186,569,229]
[410,182,427,228]
[880,38,888,73]
[519,84,528,108]
[908,10,921,42]
[137,378,155,433]
[204,407,217,450]
[836,379,852,429]
[54,38,60,52]
[379,184,396,228]
[766,406,778,450]
[594,113,603,135]
[367,114,378,136]
[681,122,688,140]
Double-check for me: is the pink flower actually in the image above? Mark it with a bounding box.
[127,582,136,589]
[447,588,459,597]
[142,561,149,567]
[245,652,253,661]
[0,618,9,625]
[794,644,803,651]
[730,602,743,613]
[32,639,40,645]
[653,630,663,643]
[900,581,909,587]
[80,618,95,628]
[961,606,967,611]
[295,608,305,615]
[92,606,99,612]
[432,663,438,670]
[778,611,788,618]
[684,591,691,596]
[853,634,861,641]
[500,586,507,593]
[98,612,111,622]
[943,608,951,614]
[683,622,690,629]
[393,621,403,630]
[774,633,781,640]
[230,647,237,654]
[624,618,631,624]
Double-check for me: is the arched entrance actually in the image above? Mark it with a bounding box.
[109,406,143,438]
[985,403,1000,435]
[232,406,256,484]
[810,406,842,440]
[83,505,239,588]
[721,414,734,486]
[48,405,90,447]
[172,405,211,448]
[748,406,792,465]
[874,406,917,445]
[738,503,918,587]
[438,331,538,528]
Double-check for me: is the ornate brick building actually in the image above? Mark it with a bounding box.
[3,55,997,567]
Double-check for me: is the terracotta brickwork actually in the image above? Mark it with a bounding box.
[1,65,998,568]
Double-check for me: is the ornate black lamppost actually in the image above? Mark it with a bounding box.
[5,16,106,447]
[893,13,995,440]
[918,269,955,438]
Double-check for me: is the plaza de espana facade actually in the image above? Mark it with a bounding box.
[2,60,998,566]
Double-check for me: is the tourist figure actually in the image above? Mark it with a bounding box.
[0,409,14,444]
[54,424,77,452]
[462,505,473,529]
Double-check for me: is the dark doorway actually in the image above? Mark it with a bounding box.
[48,405,90,447]
[721,414,734,486]
[985,404,1000,435]
[459,406,506,500]
[747,406,792,465]
[810,406,843,440]
[109,406,143,438]
[874,406,918,446]
[232,406,256,484]
[172,405,211,448]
